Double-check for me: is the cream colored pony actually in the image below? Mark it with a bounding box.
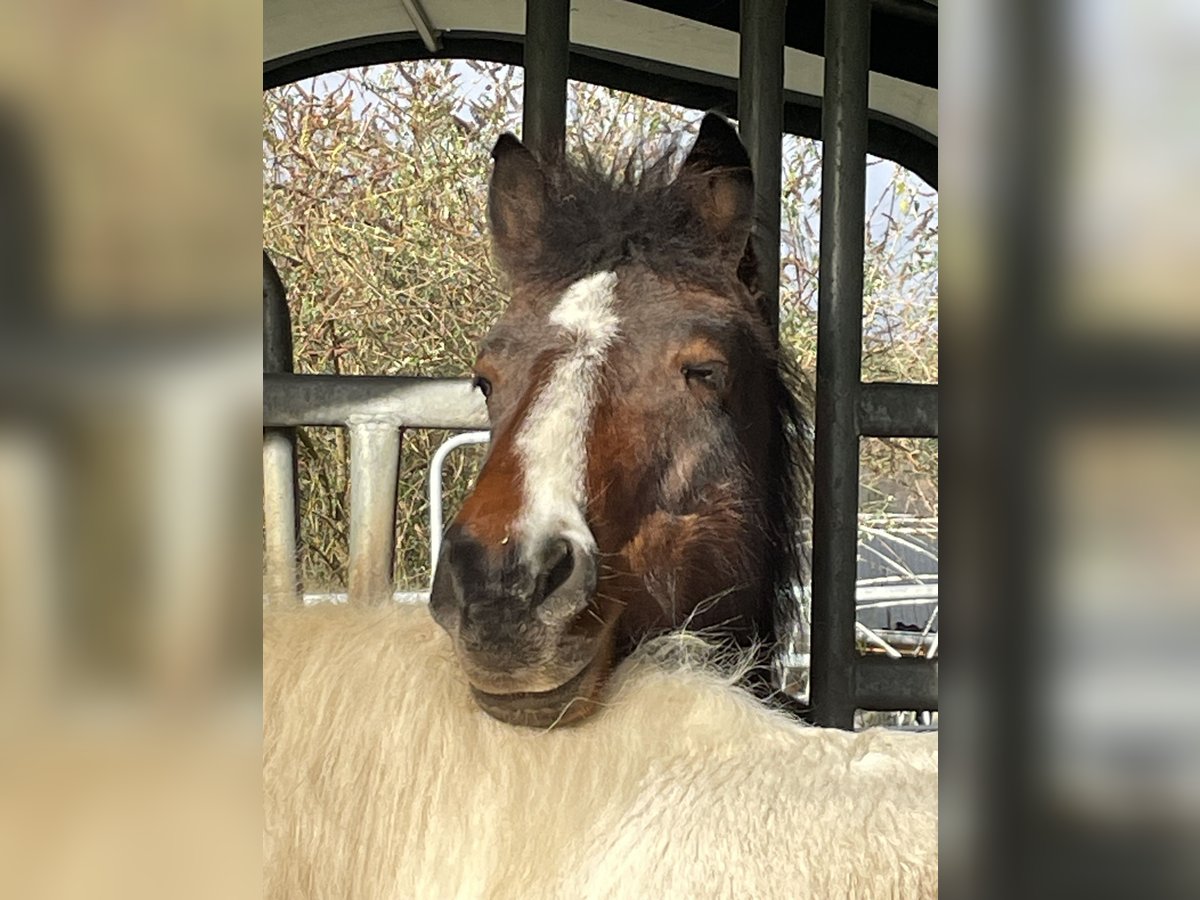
[264,603,937,899]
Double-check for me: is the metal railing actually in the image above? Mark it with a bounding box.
[808,0,938,726]
[261,255,489,607]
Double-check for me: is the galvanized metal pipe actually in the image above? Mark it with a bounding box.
[858,381,939,437]
[264,373,487,430]
[523,0,570,158]
[738,0,787,333]
[262,252,300,605]
[348,423,402,606]
[428,430,491,578]
[810,0,872,729]
[262,433,300,604]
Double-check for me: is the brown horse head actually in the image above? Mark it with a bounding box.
[430,113,810,727]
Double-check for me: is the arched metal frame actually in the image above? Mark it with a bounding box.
[262,0,938,728]
[263,34,936,189]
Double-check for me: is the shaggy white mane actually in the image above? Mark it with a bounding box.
[264,603,937,899]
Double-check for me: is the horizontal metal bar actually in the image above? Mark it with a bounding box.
[854,655,938,710]
[858,382,938,437]
[872,0,939,27]
[303,591,430,606]
[856,583,938,602]
[264,373,487,429]
[862,629,939,655]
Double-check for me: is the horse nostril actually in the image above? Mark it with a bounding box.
[540,539,575,600]
[533,539,596,624]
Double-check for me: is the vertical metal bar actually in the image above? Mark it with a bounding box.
[262,251,300,605]
[348,423,402,605]
[522,0,570,158]
[810,0,871,729]
[263,436,299,603]
[738,0,786,334]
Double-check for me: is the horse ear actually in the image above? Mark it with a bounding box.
[677,114,754,263]
[488,133,548,275]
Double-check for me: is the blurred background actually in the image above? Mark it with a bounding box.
[942,1,1200,897]
[0,0,1197,897]
[0,2,261,899]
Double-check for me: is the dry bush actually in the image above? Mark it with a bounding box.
[263,62,938,590]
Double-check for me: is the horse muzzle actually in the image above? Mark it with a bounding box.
[429,524,609,726]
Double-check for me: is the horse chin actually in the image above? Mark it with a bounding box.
[468,651,609,728]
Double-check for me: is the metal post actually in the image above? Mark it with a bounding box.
[262,251,300,605]
[810,0,871,729]
[738,0,786,334]
[522,0,570,158]
[347,422,402,605]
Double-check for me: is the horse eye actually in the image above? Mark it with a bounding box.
[472,375,493,399]
[682,362,727,393]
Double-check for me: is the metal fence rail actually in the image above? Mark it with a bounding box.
[261,257,486,607]
[264,373,486,429]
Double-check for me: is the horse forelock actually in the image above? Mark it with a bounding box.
[501,146,749,299]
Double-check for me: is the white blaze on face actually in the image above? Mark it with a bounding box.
[514,271,620,561]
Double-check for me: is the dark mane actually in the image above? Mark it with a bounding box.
[739,246,813,693]
[498,145,752,298]
[765,357,813,684]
